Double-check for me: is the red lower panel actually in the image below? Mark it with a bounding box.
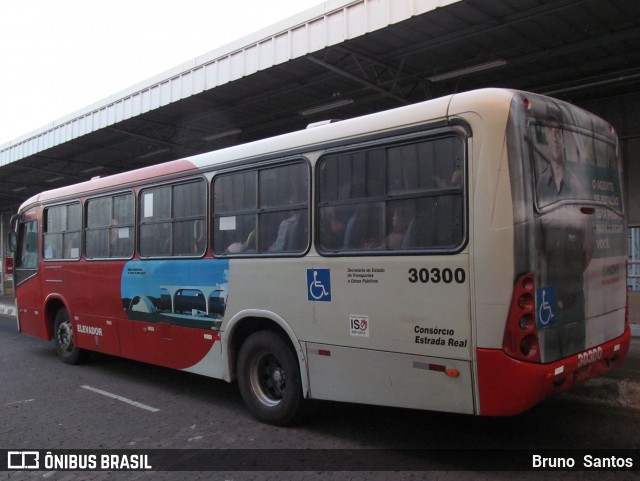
[476,327,630,416]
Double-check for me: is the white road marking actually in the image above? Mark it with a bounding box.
[81,385,160,412]
[4,398,35,405]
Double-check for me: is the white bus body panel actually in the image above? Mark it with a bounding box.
[225,252,473,413]
[305,343,474,414]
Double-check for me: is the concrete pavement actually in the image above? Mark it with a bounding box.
[0,294,15,316]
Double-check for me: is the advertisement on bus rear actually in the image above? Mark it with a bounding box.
[512,96,626,362]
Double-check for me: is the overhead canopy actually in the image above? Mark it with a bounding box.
[1,0,639,213]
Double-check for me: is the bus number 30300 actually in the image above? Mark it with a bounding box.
[408,267,466,284]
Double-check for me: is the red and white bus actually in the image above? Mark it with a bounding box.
[9,88,630,425]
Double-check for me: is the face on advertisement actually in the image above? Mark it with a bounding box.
[548,123,564,167]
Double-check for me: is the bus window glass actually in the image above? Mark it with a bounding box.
[139,180,206,257]
[317,135,465,253]
[16,220,38,269]
[88,197,111,229]
[213,161,308,255]
[140,185,172,256]
[531,122,622,213]
[173,181,207,256]
[174,182,206,218]
[44,203,81,260]
[86,193,134,258]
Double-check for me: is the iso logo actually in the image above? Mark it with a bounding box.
[350,315,370,338]
[7,451,40,469]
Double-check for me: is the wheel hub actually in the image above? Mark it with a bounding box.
[57,322,73,351]
[272,368,284,384]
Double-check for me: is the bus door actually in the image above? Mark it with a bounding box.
[12,215,44,338]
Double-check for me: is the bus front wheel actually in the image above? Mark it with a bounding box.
[53,308,87,365]
[237,330,303,425]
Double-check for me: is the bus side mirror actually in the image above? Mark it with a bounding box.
[8,231,17,253]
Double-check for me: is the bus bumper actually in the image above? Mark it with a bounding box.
[476,326,631,416]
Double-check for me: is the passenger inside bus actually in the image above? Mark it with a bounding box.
[109,219,132,257]
[269,211,305,252]
[386,204,414,249]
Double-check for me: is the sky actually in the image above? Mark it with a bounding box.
[0,0,325,146]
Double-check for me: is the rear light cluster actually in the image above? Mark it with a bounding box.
[503,273,541,362]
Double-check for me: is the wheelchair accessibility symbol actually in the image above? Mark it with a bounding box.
[536,287,557,329]
[307,269,331,302]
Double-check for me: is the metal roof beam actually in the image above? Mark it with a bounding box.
[107,127,202,156]
[307,55,410,105]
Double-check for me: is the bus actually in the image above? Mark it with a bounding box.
[9,88,630,425]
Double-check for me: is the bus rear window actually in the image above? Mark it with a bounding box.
[530,122,622,214]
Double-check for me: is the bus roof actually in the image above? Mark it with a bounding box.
[19,88,525,210]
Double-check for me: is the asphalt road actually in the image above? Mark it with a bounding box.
[0,313,638,481]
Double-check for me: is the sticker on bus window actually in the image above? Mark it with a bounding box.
[143,193,154,218]
[219,216,237,231]
[307,269,331,302]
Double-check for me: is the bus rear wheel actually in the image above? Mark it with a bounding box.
[237,330,303,426]
[53,308,87,365]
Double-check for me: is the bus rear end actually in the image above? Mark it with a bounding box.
[477,92,630,415]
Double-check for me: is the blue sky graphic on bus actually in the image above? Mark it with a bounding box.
[121,259,230,329]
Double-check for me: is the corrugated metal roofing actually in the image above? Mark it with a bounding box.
[0,0,460,166]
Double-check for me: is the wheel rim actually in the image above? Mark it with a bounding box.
[57,320,74,353]
[249,352,286,407]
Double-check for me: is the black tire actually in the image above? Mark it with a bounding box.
[53,308,88,365]
[237,330,303,426]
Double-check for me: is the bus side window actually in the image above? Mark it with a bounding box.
[317,134,465,254]
[261,162,308,253]
[213,161,308,256]
[43,203,82,260]
[139,180,206,258]
[86,193,135,259]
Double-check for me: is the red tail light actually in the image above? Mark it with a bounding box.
[503,273,541,362]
